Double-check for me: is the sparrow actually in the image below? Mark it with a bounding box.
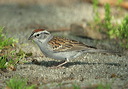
[28,29,111,67]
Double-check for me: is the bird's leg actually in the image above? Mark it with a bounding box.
[56,59,69,68]
[50,59,69,68]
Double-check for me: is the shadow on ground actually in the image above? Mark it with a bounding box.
[25,60,121,67]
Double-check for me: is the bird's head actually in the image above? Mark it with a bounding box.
[28,29,52,43]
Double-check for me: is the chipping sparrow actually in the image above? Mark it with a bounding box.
[28,29,110,67]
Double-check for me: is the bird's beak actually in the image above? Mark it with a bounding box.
[28,32,34,40]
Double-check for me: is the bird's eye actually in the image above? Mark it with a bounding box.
[36,34,40,36]
[35,34,40,37]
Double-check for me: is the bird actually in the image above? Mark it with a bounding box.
[28,29,113,67]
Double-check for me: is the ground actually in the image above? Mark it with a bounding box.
[0,0,128,89]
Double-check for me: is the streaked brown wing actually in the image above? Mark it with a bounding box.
[48,37,96,52]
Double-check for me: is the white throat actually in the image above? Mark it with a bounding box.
[33,35,53,55]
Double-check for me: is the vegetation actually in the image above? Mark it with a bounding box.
[97,83,111,89]
[0,1,127,89]
[117,0,123,5]
[0,56,7,69]
[0,27,32,70]
[104,3,112,32]
[118,16,128,47]
[72,84,81,89]
[0,50,27,70]
[92,0,128,48]
[0,27,34,88]
[6,77,36,89]
[0,27,16,69]
[93,0,100,23]
[0,27,16,49]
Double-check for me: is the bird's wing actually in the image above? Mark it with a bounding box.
[48,37,96,52]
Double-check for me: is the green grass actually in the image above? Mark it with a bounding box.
[72,84,80,89]
[0,51,23,70]
[104,3,112,31]
[0,49,32,70]
[93,0,101,23]
[92,1,128,48]
[117,15,128,48]
[97,84,111,89]
[0,27,16,49]
[117,0,123,5]
[0,27,32,70]
[0,27,16,69]
[6,77,36,89]
[0,56,7,69]
[0,27,34,88]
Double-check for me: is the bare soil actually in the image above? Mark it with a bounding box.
[0,0,128,89]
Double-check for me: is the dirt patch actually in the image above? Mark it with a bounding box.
[0,1,128,89]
